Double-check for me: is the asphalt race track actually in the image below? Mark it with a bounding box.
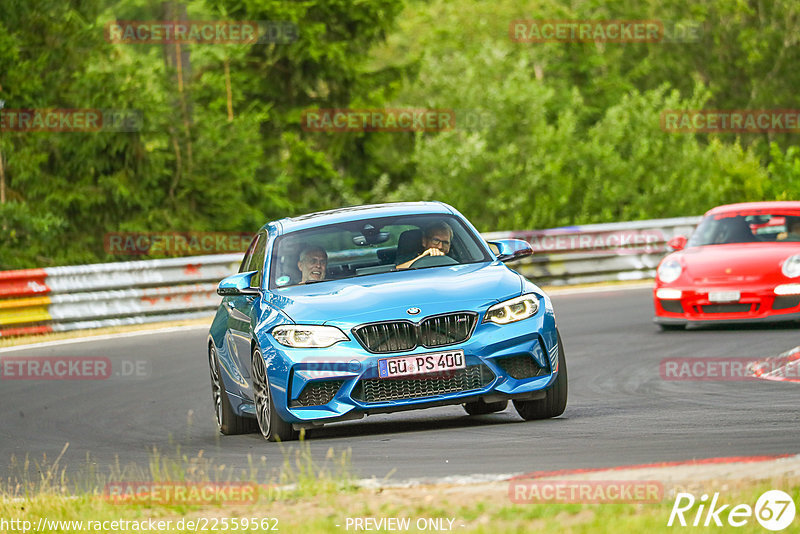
[2,286,799,484]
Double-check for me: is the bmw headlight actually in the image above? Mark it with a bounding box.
[782,255,800,278]
[484,294,540,324]
[657,259,682,283]
[271,325,349,348]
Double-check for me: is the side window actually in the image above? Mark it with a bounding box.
[238,234,261,273]
[249,235,267,288]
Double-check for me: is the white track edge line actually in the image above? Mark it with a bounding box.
[544,281,654,295]
[0,324,210,353]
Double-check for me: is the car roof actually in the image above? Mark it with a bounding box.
[705,201,800,215]
[264,202,455,234]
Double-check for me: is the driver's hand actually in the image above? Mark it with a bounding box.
[422,248,444,257]
[397,248,446,270]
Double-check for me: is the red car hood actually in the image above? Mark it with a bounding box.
[678,243,800,283]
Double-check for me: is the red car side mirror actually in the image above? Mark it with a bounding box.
[667,235,687,251]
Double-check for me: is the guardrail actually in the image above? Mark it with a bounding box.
[483,216,701,286]
[0,216,701,337]
[0,255,243,337]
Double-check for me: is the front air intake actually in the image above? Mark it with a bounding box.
[353,312,477,354]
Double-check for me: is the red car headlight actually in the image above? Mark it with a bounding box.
[781,255,800,278]
[657,259,682,283]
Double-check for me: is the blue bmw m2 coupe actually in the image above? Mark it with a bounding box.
[207,202,567,441]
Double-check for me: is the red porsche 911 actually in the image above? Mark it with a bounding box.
[654,201,800,329]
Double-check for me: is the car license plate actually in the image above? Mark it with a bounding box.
[378,350,465,379]
[709,290,740,302]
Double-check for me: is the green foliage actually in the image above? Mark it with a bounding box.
[1,0,799,268]
[376,0,796,230]
[766,142,800,201]
[381,40,768,230]
[0,0,406,268]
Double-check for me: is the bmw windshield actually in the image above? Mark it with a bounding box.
[269,214,492,289]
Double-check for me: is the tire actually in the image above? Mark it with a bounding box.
[658,323,685,331]
[251,347,297,442]
[513,331,567,420]
[209,345,256,435]
[463,399,508,415]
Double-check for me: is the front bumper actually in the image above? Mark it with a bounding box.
[653,285,800,326]
[255,309,560,425]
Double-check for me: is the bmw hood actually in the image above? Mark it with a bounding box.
[266,262,524,325]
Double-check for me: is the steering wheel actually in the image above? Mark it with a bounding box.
[408,254,458,269]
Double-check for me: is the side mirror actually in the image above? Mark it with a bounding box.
[217,271,260,296]
[487,239,533,263]
[667,235,687,251]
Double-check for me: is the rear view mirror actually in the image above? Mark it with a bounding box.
[217,271,260,296]
[353,224,391,245]
[667,235,687,251]
[486,239,533,263]
[353,233,391,246]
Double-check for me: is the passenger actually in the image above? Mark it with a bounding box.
[297,246,327,283]
[396,222,453,269]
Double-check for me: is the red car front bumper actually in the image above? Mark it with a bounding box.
[653,285,800,326]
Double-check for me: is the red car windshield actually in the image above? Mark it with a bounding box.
[688,212,800,246]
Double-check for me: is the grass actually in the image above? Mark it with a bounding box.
[2,441,798,533]
[1,438,357,533]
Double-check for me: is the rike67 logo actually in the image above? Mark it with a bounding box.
[668,490,796,531]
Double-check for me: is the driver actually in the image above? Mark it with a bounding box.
[396,222,453,269]
[778,218,800,241]
[297,246,327,283]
